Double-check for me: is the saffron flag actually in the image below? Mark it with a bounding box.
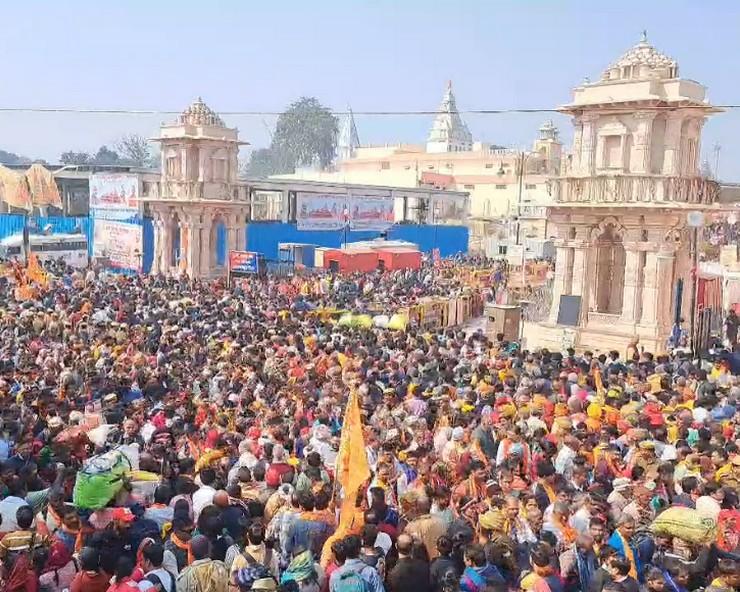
[27,253,48,287]
[26,164,62,208]
[321,388,370,565]
[0,165,32,211]
[594,366,605,397]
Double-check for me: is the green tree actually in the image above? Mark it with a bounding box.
[0,149,32,165]
[272,97,338,172]
[60,151,92,165]
[93,146,120,165]
[245,148,278,178]
[245,97,338,176]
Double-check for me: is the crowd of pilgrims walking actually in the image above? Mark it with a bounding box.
[0,257,737,592]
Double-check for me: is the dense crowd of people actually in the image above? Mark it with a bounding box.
[0,259,738,592]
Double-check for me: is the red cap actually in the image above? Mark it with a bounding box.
[112,507,135,523]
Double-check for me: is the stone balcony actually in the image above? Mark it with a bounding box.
[153,181,249,202]
[519,205,548,219]
[548,174,720,205]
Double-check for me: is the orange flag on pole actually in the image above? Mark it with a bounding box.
[27,252,48,287]
[321,388,370,565]
[593,365,605,397]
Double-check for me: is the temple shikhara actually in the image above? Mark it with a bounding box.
[524,33,725,353]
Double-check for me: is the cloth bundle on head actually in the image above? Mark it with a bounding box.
[281,550,315,584]
[479,509,506,532]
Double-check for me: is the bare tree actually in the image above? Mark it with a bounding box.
[116,134,152,167]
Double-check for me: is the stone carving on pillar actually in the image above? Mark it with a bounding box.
[631,111,656,174]
[579,113,598,175]
[619,227,645,325]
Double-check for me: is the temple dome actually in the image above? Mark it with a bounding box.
[179,97,225,127]
[601,32,678,82]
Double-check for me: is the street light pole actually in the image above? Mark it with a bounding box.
[689,226,699,356]
[687,211,704,358]
[516,151,527,289]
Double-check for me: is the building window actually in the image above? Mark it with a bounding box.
[166,156,179,177]
[525,183,537,190]
[445,163,452,169]
[604,135,622,168]
[142,181,150,195]
[498,245,507,255]
[381,161,390,170]
[404,165,411,170]
[485,163,494,169]
[427,165,435,170]
[495,184,507,190]
[464,184,475,190]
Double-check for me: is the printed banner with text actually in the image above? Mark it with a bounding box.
[92,220,143,272]
[296,194,346,230]
[90,174,139,219]
[348,196,395,231]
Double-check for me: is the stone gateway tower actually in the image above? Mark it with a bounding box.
[524,35,722,354]
[147,98,250,277]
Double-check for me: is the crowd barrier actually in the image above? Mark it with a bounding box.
[401,291,484,331]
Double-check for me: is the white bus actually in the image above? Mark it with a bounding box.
[0,232,89,267]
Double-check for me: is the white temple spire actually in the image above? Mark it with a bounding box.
[426,81,473,153]
[336,106,360,161]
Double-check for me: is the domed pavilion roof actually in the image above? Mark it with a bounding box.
[179,97,225,127]
[601,32,678,81]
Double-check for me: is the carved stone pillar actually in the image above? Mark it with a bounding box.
[631,111,656,174]
[151,216,162,275]
[200,212,213,277]
[656,250,676,333]
[580,114,598,175]
[571,117,583,173]
[233,212,246,252]
[662,113,684,176]
[177,219,190,275]
[620,243,642,323]
[186,215,203,278]
[640,249,660,326]
[548,242,573,324]
[161,214,174,276]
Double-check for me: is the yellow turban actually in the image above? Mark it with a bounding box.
[554,403,569,417]
[500,403,517,419]
[587,403,602,419]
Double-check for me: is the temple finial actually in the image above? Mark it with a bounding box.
[640,29,648,43]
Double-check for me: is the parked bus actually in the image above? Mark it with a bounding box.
[0,232,89,267]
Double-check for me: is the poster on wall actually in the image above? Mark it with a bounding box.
[296,193,346,230]
[89,174,139,218]
[349,196,395,231]
[92,220,143,272]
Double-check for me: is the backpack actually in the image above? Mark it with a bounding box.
[241,546,274,571]
[334,569,374,592]
[146,570,176,592]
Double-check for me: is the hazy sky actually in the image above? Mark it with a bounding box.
[3,0,740,178]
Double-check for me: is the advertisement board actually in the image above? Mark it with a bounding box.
[92,220,142,272]
[229,250,260,275]
[89,174,139,217]
[349,196,395,231]
[296,193,346,230]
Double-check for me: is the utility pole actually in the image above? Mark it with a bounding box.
[713,143,721,180]
[687,211,704,358]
